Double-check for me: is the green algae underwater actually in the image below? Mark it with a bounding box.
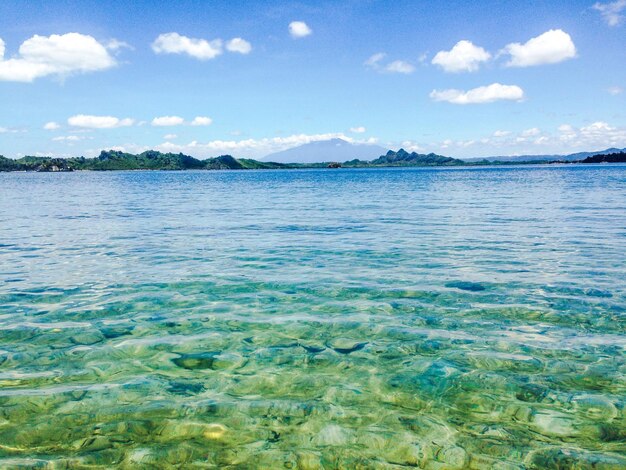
[0,165,625,469]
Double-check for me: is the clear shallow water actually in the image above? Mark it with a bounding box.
[0,165,625,469]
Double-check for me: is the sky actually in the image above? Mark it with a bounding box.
[0,0,625,159]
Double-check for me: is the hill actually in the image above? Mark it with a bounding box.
[366,149,464,166]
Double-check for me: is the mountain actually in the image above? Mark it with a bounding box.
[464,147,626,163]
[262,138,388,163]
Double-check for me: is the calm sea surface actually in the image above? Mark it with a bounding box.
[0,165,625,469]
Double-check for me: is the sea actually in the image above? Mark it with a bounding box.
[0,164,625,468]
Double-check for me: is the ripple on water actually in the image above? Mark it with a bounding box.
[1,167,625,467]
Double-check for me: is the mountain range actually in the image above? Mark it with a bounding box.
[1,141,625,172]
[465,147,626,163]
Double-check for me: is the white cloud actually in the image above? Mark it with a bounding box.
[68,115,135,129]
[365,53,414,74]
[191,116,213,126]
[431,40,491,73]
[152,33,222,60]
[289,21,312,38]
[493,130,511,137]
[557,121,626,148]
[430,83,524,104]
[152,116,184,127]
[0,33,118,82]
[593,0,626,26]
[608,85,623,95]
[52,135,83,142]
[364,52,386,68]
[106,39,132,51]
[522,127,541,137]
[44,121,60,130]
[226,38,251,54]
[385,60,415,74]
[350,126,366,133]
[503,29,576,67]
[163,134,178,139]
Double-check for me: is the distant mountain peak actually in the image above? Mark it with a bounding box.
[262,138,388,164]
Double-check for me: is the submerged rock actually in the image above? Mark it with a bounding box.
[314,424,350,446]
[171,352,219,370]
[327,338,367,354]
[528,448,626,469]
[445,280,486,292]
[70,330,105,345]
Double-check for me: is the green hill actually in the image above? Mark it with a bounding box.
[367,149,464,166]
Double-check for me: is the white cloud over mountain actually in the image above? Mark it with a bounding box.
[502,29,576,67]
[0,33,118,82]
[432,40,491,72]
[430,83,524,104]
[154,132,370,158]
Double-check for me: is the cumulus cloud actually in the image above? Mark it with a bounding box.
[44,121,60,130]
[68,115,134,129]
[191,116,213,126]
[226,38,252,54]
[289,21,312,38]
[432,40,491,73]
[152,33,222,60]
[430,83,524,104]
[151,116,184,127]
[163,134,178,139]
[0,33,119,82]
[385,60,415,74]
[593,0,626,26]
[350,126,366,133]
[502,29,576,67]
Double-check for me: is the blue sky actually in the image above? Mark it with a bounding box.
[0,0,624,158]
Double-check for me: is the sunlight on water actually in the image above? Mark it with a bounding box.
[0,166,625,468]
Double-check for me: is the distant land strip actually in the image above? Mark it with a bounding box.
[1,149,625,172]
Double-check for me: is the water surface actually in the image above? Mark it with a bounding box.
[0,165,625,468]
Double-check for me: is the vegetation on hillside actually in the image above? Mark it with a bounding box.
[1,149,624,172]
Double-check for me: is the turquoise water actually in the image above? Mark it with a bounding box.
[0,165,625,469]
